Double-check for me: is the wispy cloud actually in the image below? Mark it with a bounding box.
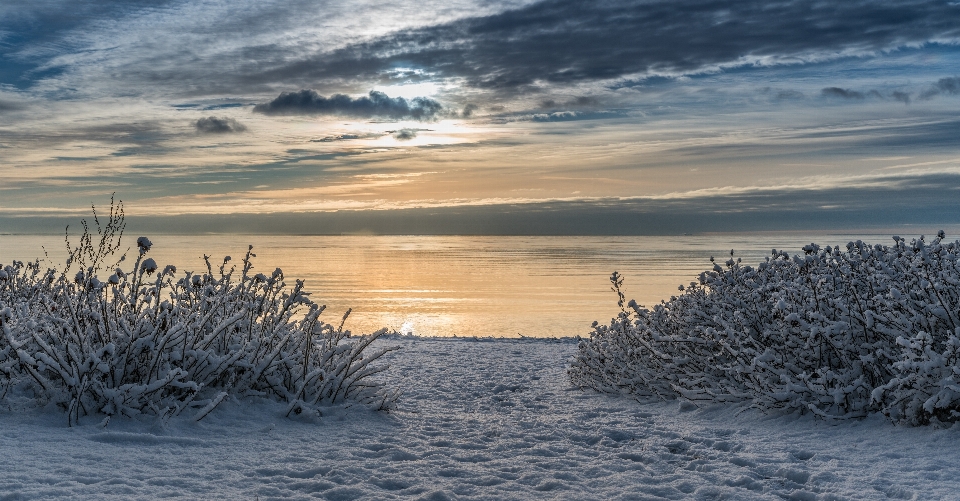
[241,0,960,97]
[527,110,625,122]
[9,171,960,235]
[822,87,865,100]
[0,99,26,112]
[310,133,386,143]
[195,116,247,133]
[8,0,958,104]
[892,91,911,104]
[821,86,924,104]
[920,76,960,100]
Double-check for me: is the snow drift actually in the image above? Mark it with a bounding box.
[0,200,397,425]
[570,232,960,425]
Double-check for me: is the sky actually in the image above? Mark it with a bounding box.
[1,0,960,234]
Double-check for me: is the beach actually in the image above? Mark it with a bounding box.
[3,335,958,500]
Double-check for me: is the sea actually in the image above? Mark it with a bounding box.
[0,232,936,338]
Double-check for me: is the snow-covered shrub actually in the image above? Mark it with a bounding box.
[570,232,960,425]
[0,200,398,425]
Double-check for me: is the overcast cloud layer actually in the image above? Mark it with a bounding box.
[1,0,959,233]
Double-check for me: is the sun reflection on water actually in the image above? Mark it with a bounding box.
[0,233,904,338]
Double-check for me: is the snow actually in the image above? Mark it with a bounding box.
[573,236,960,424]
[3,336,960,500]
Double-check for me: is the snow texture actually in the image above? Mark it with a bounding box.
[572,234,960,425]
[2,336,959,500]
[0,212,397,424]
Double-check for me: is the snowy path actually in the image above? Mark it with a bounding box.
[3,337,960,500]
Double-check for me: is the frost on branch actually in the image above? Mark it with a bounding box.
[570,234,960,425]
[0,199,398,426]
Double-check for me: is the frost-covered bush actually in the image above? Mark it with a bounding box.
[0,200,398,425]
[570,232,960,425]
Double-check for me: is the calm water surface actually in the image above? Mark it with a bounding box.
[0,233,909,338]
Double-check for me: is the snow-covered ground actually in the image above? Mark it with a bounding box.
[2,336,959,500]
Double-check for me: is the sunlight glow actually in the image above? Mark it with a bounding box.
[374,82,440,100]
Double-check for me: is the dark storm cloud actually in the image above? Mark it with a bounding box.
[822,87,865,100]
[919,76,960,100]
[195,116,247,133]
[252,90,443,121]
[892,91,911,104]
[244,0,960,93]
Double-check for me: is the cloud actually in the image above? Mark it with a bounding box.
[539,96,600,109]
[252,90,443,121]
[0,99,25,112]
[195,116,247,133]
[8,0,960,107]
[528,110,625,122]
[821,87,917,103]
[310,133,385,142]
[821,87,865,100]
[243,0,960,95]
[0,120,168,148]
[460,103,478,118]
[920,76,960,100]
[891,91,910,104]
[776,90,805,100]
[0,0,187,89]
[392,128,418,141]
[757,87,805,100]
[202,102,247,111]
[570,96,599,107]
[12,172,960,235]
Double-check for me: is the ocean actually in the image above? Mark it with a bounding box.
[0,232,922,338]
